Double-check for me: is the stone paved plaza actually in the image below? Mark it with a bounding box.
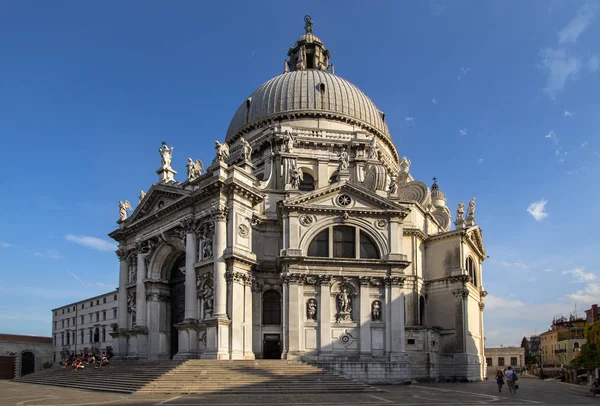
[2,378,599,406]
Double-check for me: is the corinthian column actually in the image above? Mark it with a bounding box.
[135,245,147,329]
[212,205,228,317]
[182,218,198,320]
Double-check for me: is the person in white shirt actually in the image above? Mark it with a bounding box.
[504,366,518,394]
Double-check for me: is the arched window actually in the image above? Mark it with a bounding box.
[466,257,477,286]
[333,226,355,258]
[262,290,281,326]
[94,327,100,343]
[308,229,329,257]
[299,173,315,191]
[360,231,378,259]
[307,226,380,259]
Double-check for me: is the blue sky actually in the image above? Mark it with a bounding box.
[0,1,599,347]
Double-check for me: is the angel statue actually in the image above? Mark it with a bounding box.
[456,202,465,221]
[158,141,174,169]
[138,190,146,203]
[241,138,252,161]
[336,288,352,321]
[399,156,411,174]
[338,147,349,171]
[119,200,133,221]
[467,197,476,217]
[186,158,204,180]
[290,167,303,189]
[215,141,230,162]
[283,131,294,153]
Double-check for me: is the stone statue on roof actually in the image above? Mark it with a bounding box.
[304,15,313,34]
[467,198,476,217]
[400,156,411,174]
[338,147,349,171]
[158,142,173,169]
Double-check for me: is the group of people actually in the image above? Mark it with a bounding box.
[495,366,519,395]
[60,351,110,371]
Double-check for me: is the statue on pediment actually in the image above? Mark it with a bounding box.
[290,167,303,189]
[158,141,174,169]
[186,158,204,180]
[138,190,146,203]
[215,141,230,162]
[283,131,294,153]
[338,147,349,171]
[367,136,378,159]
[456,202,465,221]
[400,156,411,174]
[467,198,476,217]
[119,200,133,221]
[388,174,398,194]
[241,138,252,161]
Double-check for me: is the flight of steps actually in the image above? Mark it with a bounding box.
[14,360,378,394]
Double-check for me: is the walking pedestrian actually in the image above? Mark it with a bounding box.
[496,370,505,393]
[504,366,518,395]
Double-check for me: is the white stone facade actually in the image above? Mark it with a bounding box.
[103,19,487,382]
[51,291,118,362]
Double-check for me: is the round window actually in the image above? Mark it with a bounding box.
[337,195,352,207]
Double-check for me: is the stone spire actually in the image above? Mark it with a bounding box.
[431,177,446,209]
[286,15,332,72]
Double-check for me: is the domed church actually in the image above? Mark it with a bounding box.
[109,16,488,382]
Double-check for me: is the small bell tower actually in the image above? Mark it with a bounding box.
[286,15,332,72]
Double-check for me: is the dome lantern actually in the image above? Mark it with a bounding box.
[286,15,331,73]
[431,177,447,208]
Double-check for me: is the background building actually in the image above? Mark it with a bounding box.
[540,313,586,367]
[0,334,52,379]
[51,290,118,362]
[485,347,525,377]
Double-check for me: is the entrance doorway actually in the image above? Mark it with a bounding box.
[169,256,186,359]
[263,334,281,359]
[20,352,35,376]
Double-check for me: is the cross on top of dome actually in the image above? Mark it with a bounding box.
[304,15,313,34]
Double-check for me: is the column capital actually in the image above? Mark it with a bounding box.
[384,275,406,287]
[211,204,229,221]
[226,270,254,286]
[145,292,170,302]
[452,287,469,300]
[115,248,128,260]
[180,216,196,234]
[135,237,158,257]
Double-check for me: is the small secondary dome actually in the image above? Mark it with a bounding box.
[225,16,390,142]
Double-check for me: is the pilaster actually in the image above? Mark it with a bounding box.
[318,275,332,357]
[359,277,372,358]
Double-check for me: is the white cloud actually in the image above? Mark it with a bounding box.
[566,283,600,304]
[589,55,600,71]
[477,158,484,165]
[564,110,573,117]
[458,128,468,136]
[561,267,597,283]
[581,141,588,147]
[557,2,598,45]
[527,199,549,222]
[33,249,62,259]
[432,98,437,105]
[543,269,553,272]
[405,117,415,126]
[65,234,117,252]
[545,130,557,142]
[540,47,581,98]
[458,67,471,80]
[0,241,14,248]
[485,295,526,310]
[429,1,446,16]
[501,261,529,271]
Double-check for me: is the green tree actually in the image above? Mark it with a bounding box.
[521,336,530,357]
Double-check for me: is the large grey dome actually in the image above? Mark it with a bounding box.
[225,70,390,142]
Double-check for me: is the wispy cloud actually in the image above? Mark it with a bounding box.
[545,130,557,143]
[564,110,573,117]
[405,117,415,126]
[543,269,553,272]
[67,269,86,287]
[477,158,484,165]
[458,67,471,80]
[589,55,600,71]
[429,1,446,16]
[458,128,468,136]
[432,98,437,105]
[527,199,549,222]
[66,269,116,290]
[33,249,62,259]
[486,295,526,310]
[541,2,599,99]
[65,234,117,252]
[0,241,14,248]
[561,267,597,283]
[557,1,599,45]
[581,141,588,147]
[501,260,529,271]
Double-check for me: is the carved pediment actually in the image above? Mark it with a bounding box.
[283,181,409,216]
[126,185,190,225]
[466,226,486,258]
